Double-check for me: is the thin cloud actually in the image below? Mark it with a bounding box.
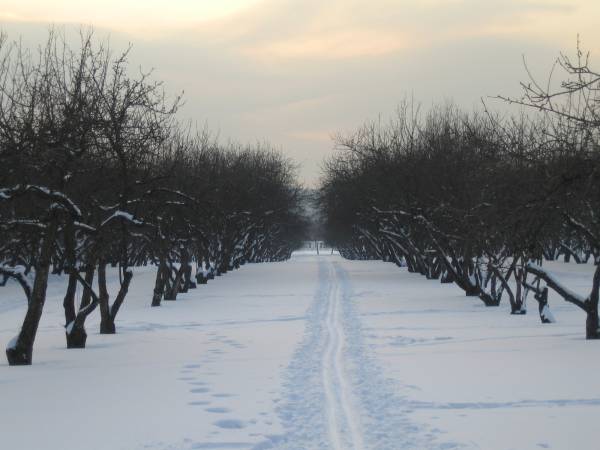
[0,0,598,186]
[242,29,409,61]
[287,130,333,143]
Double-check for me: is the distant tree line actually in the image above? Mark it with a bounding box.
[0,30,306,365]
[320,45,600,340]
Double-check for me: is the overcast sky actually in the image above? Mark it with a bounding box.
[1,0,599,185]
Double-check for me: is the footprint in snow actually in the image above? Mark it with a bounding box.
[214,419,245,429]
[190,387,211,393]
[188,401,211,406]
[205,407,231,414]
[190,441,253,449]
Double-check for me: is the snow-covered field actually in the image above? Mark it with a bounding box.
[1,253,599,450]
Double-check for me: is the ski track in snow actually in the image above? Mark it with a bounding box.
[333,262,463,450]
[273,259,459,450]
[322,262,364,450]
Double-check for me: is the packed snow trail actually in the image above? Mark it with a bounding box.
[322,262,365,450]
[275,257,437,450]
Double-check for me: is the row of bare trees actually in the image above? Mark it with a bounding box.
[0,30,306,365]
[320,45,600,339]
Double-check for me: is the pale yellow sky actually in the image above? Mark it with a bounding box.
[0,0,262,31]
[1,0,599,185]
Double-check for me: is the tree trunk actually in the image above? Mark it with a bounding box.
[63,271,78,329]
[97,262,115,334]
[510,282,526,314]
[479,291,501,306]
[6,220,58,365]
[587,264,600,339]
[196,272,208,284]
[165,263,184,300]
[66,323,87,348]
[405,256,416,273]
[440,268,454,283]
[151,260,167,307]
[79,266,95,310]
[61,218,82,349]
[535,287,554,324]
[586,308,599,339]
[464,283,479,296]
[510,268,526,315]
[180,250,193,292]
[185,262,196,289]
[100,316,116,334]
[107,268,132,331]
[207,266,215,280]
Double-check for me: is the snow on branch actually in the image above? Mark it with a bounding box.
[100,210,147,229]
[0,264,32,301]
[525,262,587,310]
[0,184,82,218]
[144,188,207,208]
[1,219,47,230]
[565,214,600,250]
[73,221,97,233]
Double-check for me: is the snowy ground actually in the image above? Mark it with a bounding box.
[1,253,599,450]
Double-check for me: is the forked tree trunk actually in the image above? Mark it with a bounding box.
[65,268,102,348]
[61,219,85,349]
[107,267,133,329]
[66,322,88,348]
[98,264,132,334]
[165,263,184,301]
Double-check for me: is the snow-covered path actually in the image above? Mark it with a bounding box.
[276,259,436,449]
[322,262,364,450]
[280,260,366,449]
[2,253,600,450]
